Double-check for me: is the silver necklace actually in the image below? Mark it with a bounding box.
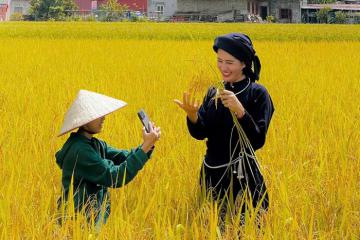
[232,79,251,96]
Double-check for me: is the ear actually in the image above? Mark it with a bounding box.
[241,61,246,70]
[81,124,88,131]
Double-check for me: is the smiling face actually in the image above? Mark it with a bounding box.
[217,49,246,83]
[82,116,105,134]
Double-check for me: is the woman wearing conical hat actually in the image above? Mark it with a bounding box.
[175,33,274,225]
[56,90,161,228]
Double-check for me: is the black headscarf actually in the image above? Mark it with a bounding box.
[213,33,261,81]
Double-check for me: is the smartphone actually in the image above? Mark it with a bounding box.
[137,109,151,133]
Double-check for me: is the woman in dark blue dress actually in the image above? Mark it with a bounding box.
[175,33,274,222]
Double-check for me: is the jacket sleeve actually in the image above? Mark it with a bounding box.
[74,145,149,188]
[186,88,215,140]
[238,89,274,150]
[105,144,153,165]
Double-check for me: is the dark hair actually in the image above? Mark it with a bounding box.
[213,33,261,81]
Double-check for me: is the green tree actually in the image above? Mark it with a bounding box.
[316,7,331,23]
[98,0,128,21]
[266,15,275,23]
[30,0,77,21]
[334,11,347,24]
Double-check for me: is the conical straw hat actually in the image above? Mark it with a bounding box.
[58,90,127,136]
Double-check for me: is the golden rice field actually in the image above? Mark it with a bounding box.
[0,22,359,239]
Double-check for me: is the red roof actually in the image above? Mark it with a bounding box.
[119,0,147,11]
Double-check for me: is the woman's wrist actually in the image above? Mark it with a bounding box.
[187,112,198,123]
[141,142,153,153]
[235,109,245,119]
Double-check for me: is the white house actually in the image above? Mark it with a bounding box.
[147,0,177,20]
[0,0,30,20]
[10,0,31,18]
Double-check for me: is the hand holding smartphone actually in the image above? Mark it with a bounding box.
[138,109,161,153]
[137,109,151,133]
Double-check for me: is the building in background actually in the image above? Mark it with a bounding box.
[0,0,31,20]
[301,1,360,23]
[173,0,302,23]
[0,0,359,22]
[0,0,10,20]
[270,0,303,23]
[147,0,177,20]
[9,0,30,17]
[170,0,360,23]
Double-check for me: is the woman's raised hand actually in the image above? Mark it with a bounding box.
[174,92,200,123]
[141,122,161,153]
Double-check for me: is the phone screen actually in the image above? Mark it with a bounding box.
[137,109,151,133]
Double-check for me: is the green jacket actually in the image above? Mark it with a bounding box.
[56,132,152,224]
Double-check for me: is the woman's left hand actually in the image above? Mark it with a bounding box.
[219,89,245,118]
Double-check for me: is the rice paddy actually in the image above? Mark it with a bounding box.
[0,22,359,239]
